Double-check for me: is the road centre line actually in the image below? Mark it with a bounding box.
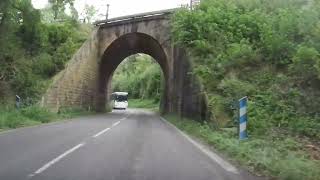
[92,114,128,138]
[112,121,121,127]
[120,114,130,120]
[28,114,129,178]
[92,128,111,138]
[29,143,85,177]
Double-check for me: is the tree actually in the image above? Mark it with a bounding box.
[40,7,55,23]
[69,4,78,21]
[0,0,42,54]
[82,4,97,23]
[48,0,74,20]
[0,0,23,31]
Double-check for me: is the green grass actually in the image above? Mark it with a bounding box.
[0,106,94,131]
[58,107,96,118]
[164,114,320,180]
[128,99,159,110]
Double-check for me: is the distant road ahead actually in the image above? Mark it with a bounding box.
[0,109,260,180]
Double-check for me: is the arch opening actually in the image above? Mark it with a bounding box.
[97,32,170,113]
[111,54,164,109]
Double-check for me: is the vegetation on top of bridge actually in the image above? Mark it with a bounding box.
[169,0,320,179]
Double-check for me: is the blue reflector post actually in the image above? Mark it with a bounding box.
[239,96,248,140]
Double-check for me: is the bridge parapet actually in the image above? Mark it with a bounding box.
[94,8,177,26]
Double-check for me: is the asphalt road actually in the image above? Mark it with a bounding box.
[0,109,260,180]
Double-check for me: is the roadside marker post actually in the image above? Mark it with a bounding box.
[15,95,21,109]
[239,96,248,140]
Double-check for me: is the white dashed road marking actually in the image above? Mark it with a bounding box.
[29,143,85,177]
[112,121,121,127]
[92,128,111,138]
[93,115,128,138]
[29,114,128,178]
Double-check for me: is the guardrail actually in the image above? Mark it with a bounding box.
[93,8,177,26]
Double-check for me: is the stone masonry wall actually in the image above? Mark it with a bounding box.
[41,29,101,112]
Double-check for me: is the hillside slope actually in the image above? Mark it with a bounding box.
[170,0,320,179]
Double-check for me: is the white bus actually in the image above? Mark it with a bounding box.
[111,92,128,109]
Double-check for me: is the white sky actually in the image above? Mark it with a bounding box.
[32,0,189,20]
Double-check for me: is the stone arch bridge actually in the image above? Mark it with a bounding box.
[41,9,208,120]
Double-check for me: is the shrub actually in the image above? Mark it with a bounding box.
[32,53,56,77]
[0,111,25,128]
[290,45,320,80]
[21,106,56,123]
[217,77,256,100]
[224,40,261,68]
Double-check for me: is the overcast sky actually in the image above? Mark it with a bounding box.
[32,0,189,20]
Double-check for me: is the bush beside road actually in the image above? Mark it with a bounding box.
[0,106,93,132]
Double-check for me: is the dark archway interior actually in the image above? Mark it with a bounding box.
[97,32,170,112]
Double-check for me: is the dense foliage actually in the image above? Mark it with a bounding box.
[172,0,320,139]
[171,1,320,178]
[112,54,164,102]
[48,0,75,20]
[0,0,90,105]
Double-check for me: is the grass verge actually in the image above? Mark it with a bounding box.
[0,106,94,132]
[164,114,320,180]
[128,99,159,111]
